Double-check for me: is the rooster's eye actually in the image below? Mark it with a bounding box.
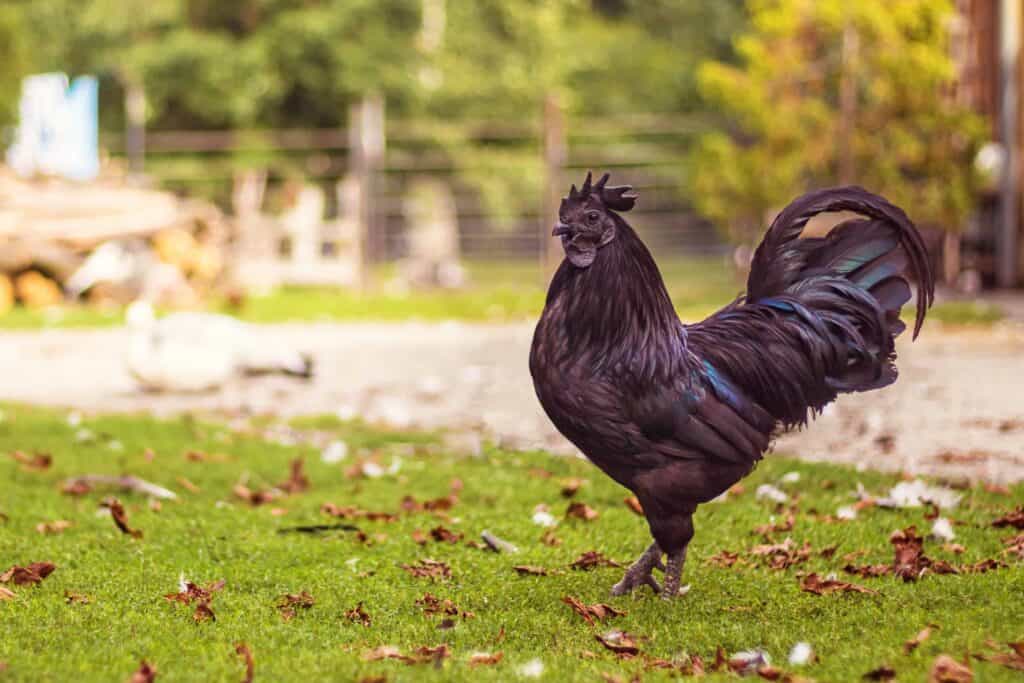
[586,211,600,224]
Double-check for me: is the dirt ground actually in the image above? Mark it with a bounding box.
[2,320,1022,483]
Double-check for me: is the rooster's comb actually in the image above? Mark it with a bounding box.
[565,171,637,212]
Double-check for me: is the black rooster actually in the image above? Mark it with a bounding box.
[530,172,933,599]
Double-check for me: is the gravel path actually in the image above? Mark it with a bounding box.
[2,320,1022,483]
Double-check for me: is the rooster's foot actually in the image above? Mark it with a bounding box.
[610,542,663,595]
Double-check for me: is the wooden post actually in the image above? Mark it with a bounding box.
[998,0,1020,288]
[348,94,385,289]
[541,93,566,278]
[124,78,146,181]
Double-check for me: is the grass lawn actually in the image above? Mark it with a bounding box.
[0,405,1021,682]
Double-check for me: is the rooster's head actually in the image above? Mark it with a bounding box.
[553,171,637,268]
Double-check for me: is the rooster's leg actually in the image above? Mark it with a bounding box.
[661,546,689,599]
[610,542,663,596]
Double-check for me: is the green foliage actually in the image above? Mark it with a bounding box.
[0,404,1021,681]
[690,0,988,244]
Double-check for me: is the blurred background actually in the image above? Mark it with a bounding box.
[0,0,1022,482]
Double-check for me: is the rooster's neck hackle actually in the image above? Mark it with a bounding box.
[548,213,685,373]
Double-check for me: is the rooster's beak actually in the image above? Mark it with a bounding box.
[552,223,571,237]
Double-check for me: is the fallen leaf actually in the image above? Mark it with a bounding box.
[415,593,473,619]
[512,565,553,576]
[844,563,891,578]
[942,543,966,555]
[1003,533,1024,559]
[755,512,795,538]
[928,654,972,682]
[321,503,397,522]
[430,526,463,544]
[1,562,56,585]
[799,573,878,596]
[193,602,216,622]
[401,559,451,581]
[64,590,91,605]
[233,484,276,506]
[36,520,72,535]
[540,530,562,546]
[345,602,372,627]
[0,587,15,601]
[565,502,599,521]
[623,496,644,515]
[751,538,812,570]
[863,664,896,681]
[570,551,622,570]
[411,529,428,545]
[176,477,200,493]
[972,641,1024,671]
[904,626,936,654]
[468,652,503,667]
[891,526,927,581]
[707,550,746,568]
[560,478,585,497]
[595,631,641,657]
[101,498,143,539]
[993,506,1024,530]
[277,591,315,621]
[562,596,626,625]
[278,457,310,494]
[128,660,157,683]
[62,479,92,496]
[9,450,52,470]
[235,642,255,683]
[960,558,1006,573]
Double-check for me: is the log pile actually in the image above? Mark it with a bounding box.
[0,167,229,313]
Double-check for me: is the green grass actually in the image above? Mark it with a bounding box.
[0,405,1021,681]
[928,300,1006,326]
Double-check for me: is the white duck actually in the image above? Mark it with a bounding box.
[125,301,313,392]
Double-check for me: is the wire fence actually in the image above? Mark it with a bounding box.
[101,108,728,273]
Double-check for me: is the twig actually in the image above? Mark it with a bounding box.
[62,475,178,500]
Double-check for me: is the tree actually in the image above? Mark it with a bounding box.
[689,0,986,246]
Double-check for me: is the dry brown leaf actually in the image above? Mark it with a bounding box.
[942,543,966,555]
[468,652,503,667]
[863,664,896,681]
[9,450,52,471]
[236,642,255,683]
[570,551,622,571]
[565,502,599,521]
[844,563,891,578]
[61,479,92,496]
[751,538,812,570]
[594,631,641,657]
[415,593,473,620]
[993,506,1024,530]
[36,520,72,535]
[799,573,878,596]
[540,530,563,547]
[321,503,397,522]
[706,550,746,568]
[128,660,157,683]
[623,496,644,515]
[891,526,927,581]
[512,565,553,576]
[164,579,225,605]
[904,626,936,654]
[560,478,584,498]
[928,654,972,682]
[101,498,143,539]
[972,641,1024,671]
[64,590,91,605]
[176,477,200,493]
[277,591,315,621]
[1003,534,1024,559]
[0,587,15,601]
[1,562,56,585]
[233,484,276,506]
[754,512,795,538]
[401,559,451,581]
[345,602,372,627]
[277,457,310,494]
[411,529,428,545]
[429,526,463,544]
[562,596,626,625]
[193,602,216,622]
